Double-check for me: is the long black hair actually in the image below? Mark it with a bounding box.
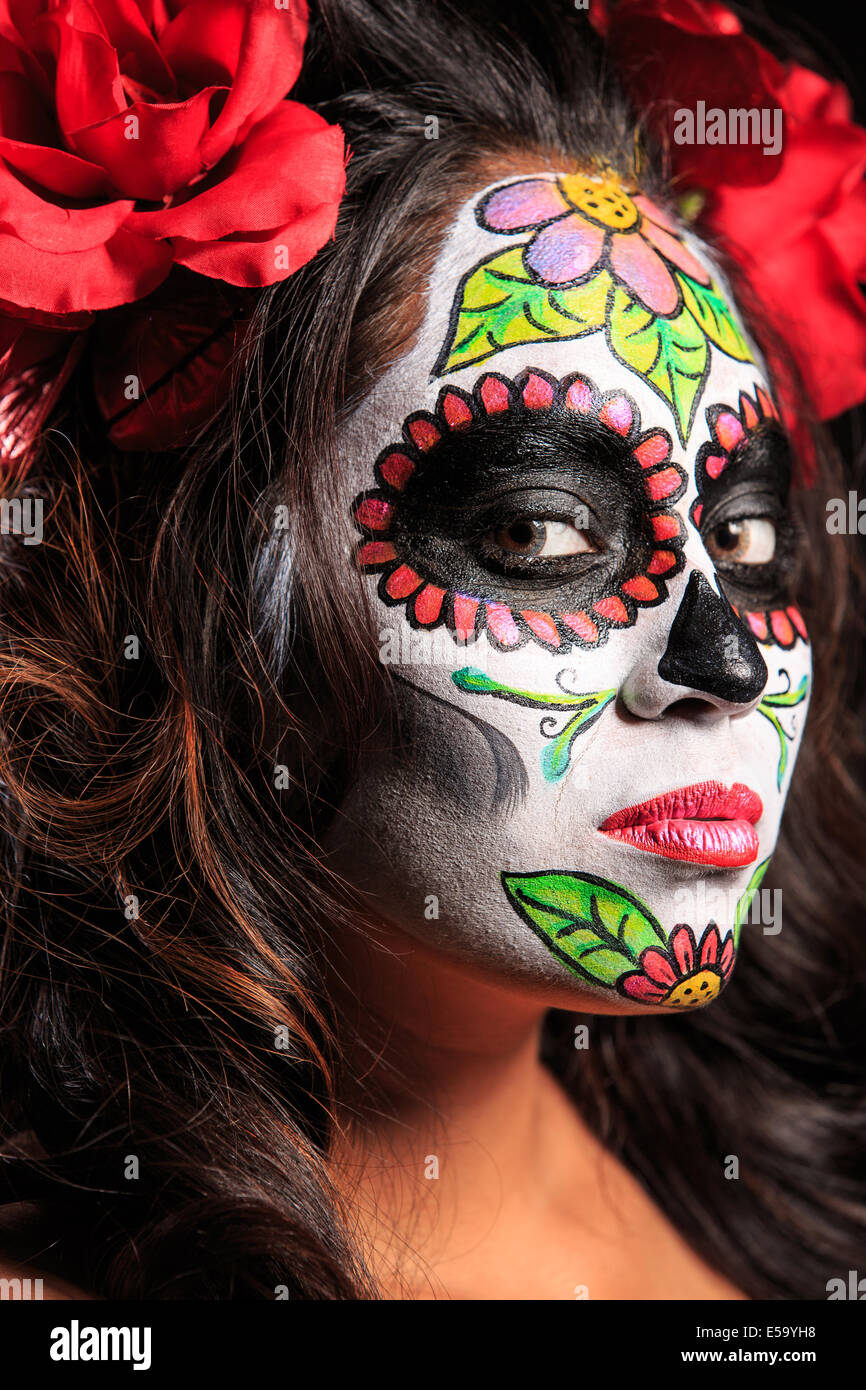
[0,0,863,1298]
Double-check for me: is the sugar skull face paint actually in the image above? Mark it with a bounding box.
[434,173,754,444]
[324,170,812,1013]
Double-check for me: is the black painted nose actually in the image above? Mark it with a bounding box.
[658,571,767,705]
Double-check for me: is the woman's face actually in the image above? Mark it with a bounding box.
[324,170,812,1013]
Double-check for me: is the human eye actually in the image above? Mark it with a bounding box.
[472,495,600,579]
[704,515,777,567]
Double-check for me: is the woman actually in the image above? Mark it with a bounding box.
[0,0,864,1300]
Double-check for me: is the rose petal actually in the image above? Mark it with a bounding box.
[128,104,344,242]
[41,0,126,137]
[0,171,133,251]
[161,0,309,168]
[0,130,115,200]
[0,225,173,312]
[88,0,175,92]
[72,87,225,201]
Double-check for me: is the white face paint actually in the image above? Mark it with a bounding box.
[324,171,812,1013]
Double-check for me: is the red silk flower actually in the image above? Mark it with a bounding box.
[593,0,866,431]
[0,0,346,453]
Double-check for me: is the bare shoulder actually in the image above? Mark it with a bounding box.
[0,1258,91,1301]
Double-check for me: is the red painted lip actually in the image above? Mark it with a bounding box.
[598,781,763,868]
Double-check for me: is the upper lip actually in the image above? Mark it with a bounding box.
[599,781,763,831]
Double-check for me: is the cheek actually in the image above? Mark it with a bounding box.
[742,638,812,828]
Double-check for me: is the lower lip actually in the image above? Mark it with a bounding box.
[600,819,759,868]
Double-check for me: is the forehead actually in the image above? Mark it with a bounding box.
[340,170,772,460]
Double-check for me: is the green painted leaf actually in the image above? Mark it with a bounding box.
[758,675,808,787]
[607,286,708,444]
[734,857,771,947]
[452,666,586,708]
[452,669,615,782]
[761,674,809,709]
[436,250,609,374]
[758,707,789,789]
[501,871,666,985]
[540,693,615,782]
[678,274,753,363]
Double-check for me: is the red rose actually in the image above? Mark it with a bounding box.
[593,0,866,425]
[0,0,347,315]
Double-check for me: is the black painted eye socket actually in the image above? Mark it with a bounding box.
[692,420,800,609]
[388,409,654,608]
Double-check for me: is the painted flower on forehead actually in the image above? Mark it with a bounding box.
[352,367,687,655]
[435,172,754,445]
[690,385,809,651]
[478,174,710,316]
[618,922,735,1007]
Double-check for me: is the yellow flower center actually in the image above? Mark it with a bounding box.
[664,970,722,1008]
[560,175,640,231]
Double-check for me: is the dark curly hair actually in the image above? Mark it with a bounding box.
[0,0,864,1298]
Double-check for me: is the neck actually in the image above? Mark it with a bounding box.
[326,917,586,1296]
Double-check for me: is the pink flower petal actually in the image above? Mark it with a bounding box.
[407,416,441,452]
[705,454,727,479]
[641,949,678,988]
[633,194,679,235]
[740,393,760,429]
[647,550,677,575]
[770,610,796,647]
[565,378,593,412]
[357,541,396,568]
[594,595,629,624]
[521,610,560,646]
[385,565,423,600]
[787,606,808,640]
[651,514,680,540]
[633,432,671,469]
[525,212,605,286]
[622,575,658,601]
[699,925,721,968]
[644,467,682,502]
[379,452,415,490]
[453,594,480,641]
[640,219,711,287]
[479,375,512,414]
[745,611,770,642]
[478,178,569,232]
[354,497,392,531]
[561,611,599,644]
[521,372,556,409]
[622,974,668,1002]
[440,388,474,430]
[715,412,745,452]
[413,584,446,626]
[609,233,680,316]
[671,926,695,975]
[485,602,522,648]
[599,394,634,436]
